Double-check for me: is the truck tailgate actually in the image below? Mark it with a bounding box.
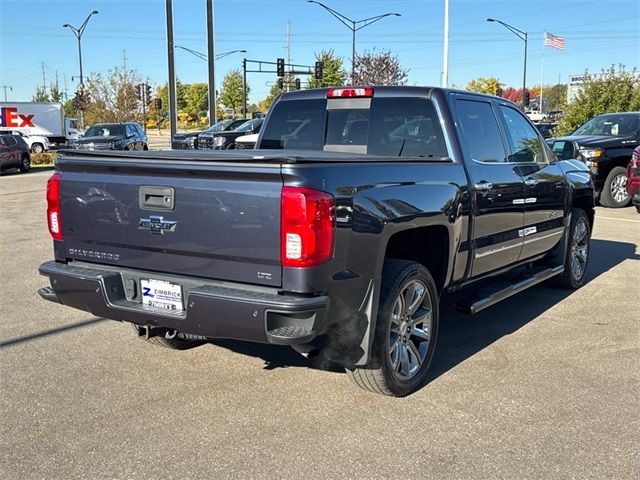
[57,152,283,287]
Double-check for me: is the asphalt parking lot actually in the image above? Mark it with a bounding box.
[1,170,638,480]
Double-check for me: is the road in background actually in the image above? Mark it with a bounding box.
[1,171,638,479]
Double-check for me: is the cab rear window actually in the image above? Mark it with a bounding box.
[260,97,448,158]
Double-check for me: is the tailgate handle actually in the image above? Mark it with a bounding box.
[139,186,174,211]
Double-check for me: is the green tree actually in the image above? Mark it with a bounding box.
[307,50,347,88]
[83,67,144,125]
[540,83,567,112]
[157,79,188,118]
[352,49,408,86]
[63,98,78,118]
[219,69,249,114]
[466,77,504,95]
[556,65,640,135]
[49,82,64,102]
[33,86,50,102]
[185,83,209,116]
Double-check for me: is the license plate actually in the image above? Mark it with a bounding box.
[141,278,184,311]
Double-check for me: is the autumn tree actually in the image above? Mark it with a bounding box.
[307,50,347,88]
[83,67,144,125]
[219,69,250,115]
[466,77,504,95]
[352,49,408,86]
[259,82,283,112]
[555,65,640,135]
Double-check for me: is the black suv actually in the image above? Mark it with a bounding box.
[76,123,148,151]
[172,119,247,150]
[551,112,640,207]
[198,118,263,150]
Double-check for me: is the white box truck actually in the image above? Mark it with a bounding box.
[0,102,81,149]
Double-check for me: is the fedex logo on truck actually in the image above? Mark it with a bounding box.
[0,107,35,128]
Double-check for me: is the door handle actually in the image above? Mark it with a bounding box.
[525,177,539,186]
[474,182,493,191]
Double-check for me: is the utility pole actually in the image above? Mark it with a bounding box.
[442,0,449,87]
[206,0,216,125]
[286,21,291,92]
[242,58,247,119]
[165,0,178,139]
[63,72,68,101]
[0,85,12,101]
[41,62,47,89]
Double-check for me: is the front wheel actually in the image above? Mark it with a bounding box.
[600,166,630,208]
[31,143,44,153]
[346,260,439,397]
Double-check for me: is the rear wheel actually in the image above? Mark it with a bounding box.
[19,154,30,173]
[346,260,439,397]
[31,143,44,153]
[600,166,630,208]
[553,208,591,289]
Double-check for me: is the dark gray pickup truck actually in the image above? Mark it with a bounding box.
[39,87,594,396]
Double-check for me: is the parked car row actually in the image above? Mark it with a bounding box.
[172,118,263,151]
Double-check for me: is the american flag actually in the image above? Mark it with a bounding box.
[544,32,565,50]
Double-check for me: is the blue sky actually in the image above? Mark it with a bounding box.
[1,0,638,105]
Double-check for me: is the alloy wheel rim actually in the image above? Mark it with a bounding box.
[23,158,29,169]
[610,174,628,203]
[388,279,432,380]
[570,218,588,281]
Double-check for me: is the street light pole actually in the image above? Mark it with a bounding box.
[486,18,528,108]
[307,1,401,85]
[206,0,216,126]
[63,10,99,86]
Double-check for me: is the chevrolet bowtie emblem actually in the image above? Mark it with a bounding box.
[138,215,177,235]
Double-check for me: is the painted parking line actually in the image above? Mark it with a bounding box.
[596,215,640,223]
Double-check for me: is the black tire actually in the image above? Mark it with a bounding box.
[31,143,44,153]
[131,324,203,350]
[225,142,236,150]
[19,154,30,173]
[553,208,591,289]
[346,260,439,397]
[600,166,630,208]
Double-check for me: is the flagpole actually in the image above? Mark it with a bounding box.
[540,31,545,115]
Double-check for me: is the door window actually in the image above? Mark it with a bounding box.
[3,136,17,146]
[456,99,506,163]
[499,106,545,163]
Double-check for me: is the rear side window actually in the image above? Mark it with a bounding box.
[3,136,17,146]
[499,106,545,163]
[260,96,448,158]
[456,99,506,163]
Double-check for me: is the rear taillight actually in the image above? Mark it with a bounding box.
[631,151,640,169]
[46,172,63,241]
[327,87,374,98]
[281,186,335,268]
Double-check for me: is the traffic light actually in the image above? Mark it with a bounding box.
[314,61,323,80]
[295,78,301,90]
[523,90,530,106]
[277,78,284,89]
[276,58,285,77]
[154,97,162,111]
[135,84,142,101]
[145,84,152,105]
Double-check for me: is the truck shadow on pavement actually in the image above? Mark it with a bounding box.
[207,238,638,376]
